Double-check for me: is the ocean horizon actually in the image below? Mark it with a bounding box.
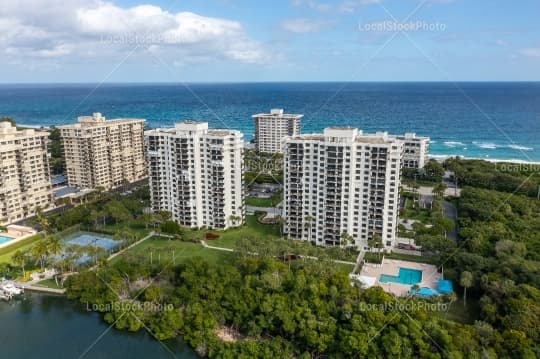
[1,82,539,162]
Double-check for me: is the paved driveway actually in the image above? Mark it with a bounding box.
[246,205,282,218]
[442,200,458,240]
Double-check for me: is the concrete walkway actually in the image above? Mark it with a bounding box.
[246,205,282,218]
[201,240,234,252]
[20,283,66,295]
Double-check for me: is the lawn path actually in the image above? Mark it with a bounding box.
[107,231,155,261]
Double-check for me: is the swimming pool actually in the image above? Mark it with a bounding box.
[0,235,14,245]
[379,268,422,285]
[411,287,439,297]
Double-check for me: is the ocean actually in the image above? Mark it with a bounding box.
[1,82,539,162]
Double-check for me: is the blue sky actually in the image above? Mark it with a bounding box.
[0,0,539,82]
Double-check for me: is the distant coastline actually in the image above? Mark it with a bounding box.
[14,124,540,165]
[429,154,540,165]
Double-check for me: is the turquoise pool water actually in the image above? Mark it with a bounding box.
[0,235,14,245]
[380,268,422,285]
[412,287,439,297]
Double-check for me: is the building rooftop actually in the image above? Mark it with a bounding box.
[0,121,48,139]
[207,130,242,137]
[252,108,303,119]
[145,122,241,138]
[57,113,145,129]
[286,127,400,145]
[395,132,430,141]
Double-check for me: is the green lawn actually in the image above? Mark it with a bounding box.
[334,262,354,274]
[181,215,281,249]
[113,236,234,266]
[401,198,435,223]
[35,278,64,289]
[116,235,355,275]
[0,233,44,264]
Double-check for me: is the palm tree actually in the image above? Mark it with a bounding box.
[276,216,286,237]
[432,183,448,200]
[139,212,154,230]
[460,271,473,307]
[36,207,52,234]
[368,234,383,261]
[228,215,242,227]
[304,215,314,242]
[65,245,83,272]
[411,183,420,203]
[12,250,29,279]
[32,239,50,271]
[340,231,353,248]
[47,237,63,258]
[46,237,63,285]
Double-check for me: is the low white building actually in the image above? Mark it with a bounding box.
[145,121,244,230]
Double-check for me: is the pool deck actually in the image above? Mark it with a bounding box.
[0,232,38,250]
[360,258,442,297]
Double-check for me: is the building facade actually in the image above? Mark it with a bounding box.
[283,127,403,251]
[395,133,430,169]
[0,122,54,225]
[253,109,303,153]
[59,113,146,189]
[145,122,244,230]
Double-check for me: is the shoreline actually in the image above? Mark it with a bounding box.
[12,124,540,165]
[429,154,540,165]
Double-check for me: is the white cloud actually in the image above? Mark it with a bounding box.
[292,0,381,13]
[339,0,382,13]
[0,0,265,64]
[519,48,540,58]
[291,0,332,12]
[281,18,329,33]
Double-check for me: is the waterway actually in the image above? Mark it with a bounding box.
[0,292,198,358]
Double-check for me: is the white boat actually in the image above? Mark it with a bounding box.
[1,282,24,296]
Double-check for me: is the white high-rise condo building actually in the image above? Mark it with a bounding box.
[395,133,429,169]
[58,113,146,190]
[253,109,303,153]
[0,122,54,225]
[145,122,244,230]
[283,127,403,251]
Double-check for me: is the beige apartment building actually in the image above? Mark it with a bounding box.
[145,121,244,230]
[283,127,403,251]
[253,109,303,153]
[58,113,146,189]
[0,122,54,225]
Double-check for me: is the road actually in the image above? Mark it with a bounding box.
[246,205,282,218]
[442,200,458,240]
